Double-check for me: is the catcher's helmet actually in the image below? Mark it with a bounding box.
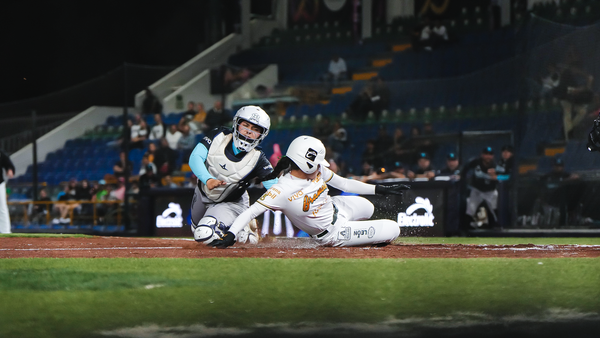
[232,105,270,152]
[286,136,329,174]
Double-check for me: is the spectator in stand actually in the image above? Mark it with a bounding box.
[351,161,388,183]
[30,188,52,225]
[163,175,180,188]
[154,137,179,177]
[407,152,436,179]
[348,78,390,121]
[139,164,161,190]
[437,152,461,180]
[141,88,163,115]
[463,146,506,228]
[327,121,348,160]
[130,119,148,149]
[204,101,231,132]
[370,77,391,116]
[183,173,197,188]
[541,158,579,183]
[269,144,283,168]
[499,145,515,176]
[374,125,393,158]
[389,161,407,179]
[113,151,133,179]
[411,18,433,51]
[145,142,157,163]
[348,87,373,121]
[76,179,93,215]
[92,180,108,202]
[184,102,207,134]
[149,114,166,141]
[182,101,196,120]
[324,55,347,86]
[431,19,449,47]
[0,149,15,233]
[420,122,438,157]
[165,124,182,150]
[109,177,126,201]
[361,139,384,169]
[313,116,334,143]
[553,65,595,140]
[53,183,78,225]
[177,123,196,163]
[138,154,157,176]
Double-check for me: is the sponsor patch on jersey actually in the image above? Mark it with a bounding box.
[338,227,351,240]
[288,190,304,201]
[259,188,280,201]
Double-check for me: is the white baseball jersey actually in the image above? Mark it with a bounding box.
[229,165,400,246]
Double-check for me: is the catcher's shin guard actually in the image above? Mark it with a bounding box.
[191,216,225,244]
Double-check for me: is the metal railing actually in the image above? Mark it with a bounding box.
[0,121,66,154]
[8,200,124,227]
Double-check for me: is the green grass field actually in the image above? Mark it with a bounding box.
[0,237,599,338]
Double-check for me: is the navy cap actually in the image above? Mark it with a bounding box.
[447,152,457,160]
[501,145,514,152]
[482,146,494,154]
[418,152,430,160]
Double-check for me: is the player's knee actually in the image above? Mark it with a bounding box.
[385,220,400,240]
[361,199,375,219]
[192,216,222,244]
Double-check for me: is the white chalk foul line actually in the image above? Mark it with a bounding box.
[0,247,184,251]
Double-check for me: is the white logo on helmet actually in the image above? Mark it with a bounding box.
[249,112,260,123]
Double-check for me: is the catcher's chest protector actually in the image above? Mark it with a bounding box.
[202,133,260,202]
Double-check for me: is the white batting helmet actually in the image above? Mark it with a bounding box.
[232,105,270,152]
[286,135,329,174]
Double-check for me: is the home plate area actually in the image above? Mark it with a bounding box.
[1,237,600,259]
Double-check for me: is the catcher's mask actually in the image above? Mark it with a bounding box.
[232,105,270,152]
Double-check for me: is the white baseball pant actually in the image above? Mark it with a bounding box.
[466,188,498,218]
[0,182,11,234]
[317,196,400,247]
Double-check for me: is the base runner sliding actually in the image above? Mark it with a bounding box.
[209,135,410,248]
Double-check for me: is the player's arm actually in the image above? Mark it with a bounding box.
[188,143,216,184]
[252,152,278,189]
[325,167,409,195]
[188,130,226,189]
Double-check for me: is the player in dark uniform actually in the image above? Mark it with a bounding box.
[187,106,276,245]
[498,145,515,176]
[462,147,505,228]
[407,152,436,179]
[437,152,461,180]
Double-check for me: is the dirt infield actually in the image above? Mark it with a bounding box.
[1,237,600,259]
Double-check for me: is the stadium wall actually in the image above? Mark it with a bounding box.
[9,106,126,177]
[162,70,219,113]
[225,65,279,110]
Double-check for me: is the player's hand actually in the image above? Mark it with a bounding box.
[208,231,236,248]
[206,178,226,190]
[375,184,410,195]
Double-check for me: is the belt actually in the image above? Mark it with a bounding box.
[314,203,338,239]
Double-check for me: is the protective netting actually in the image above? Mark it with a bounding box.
[0,63,175,119]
